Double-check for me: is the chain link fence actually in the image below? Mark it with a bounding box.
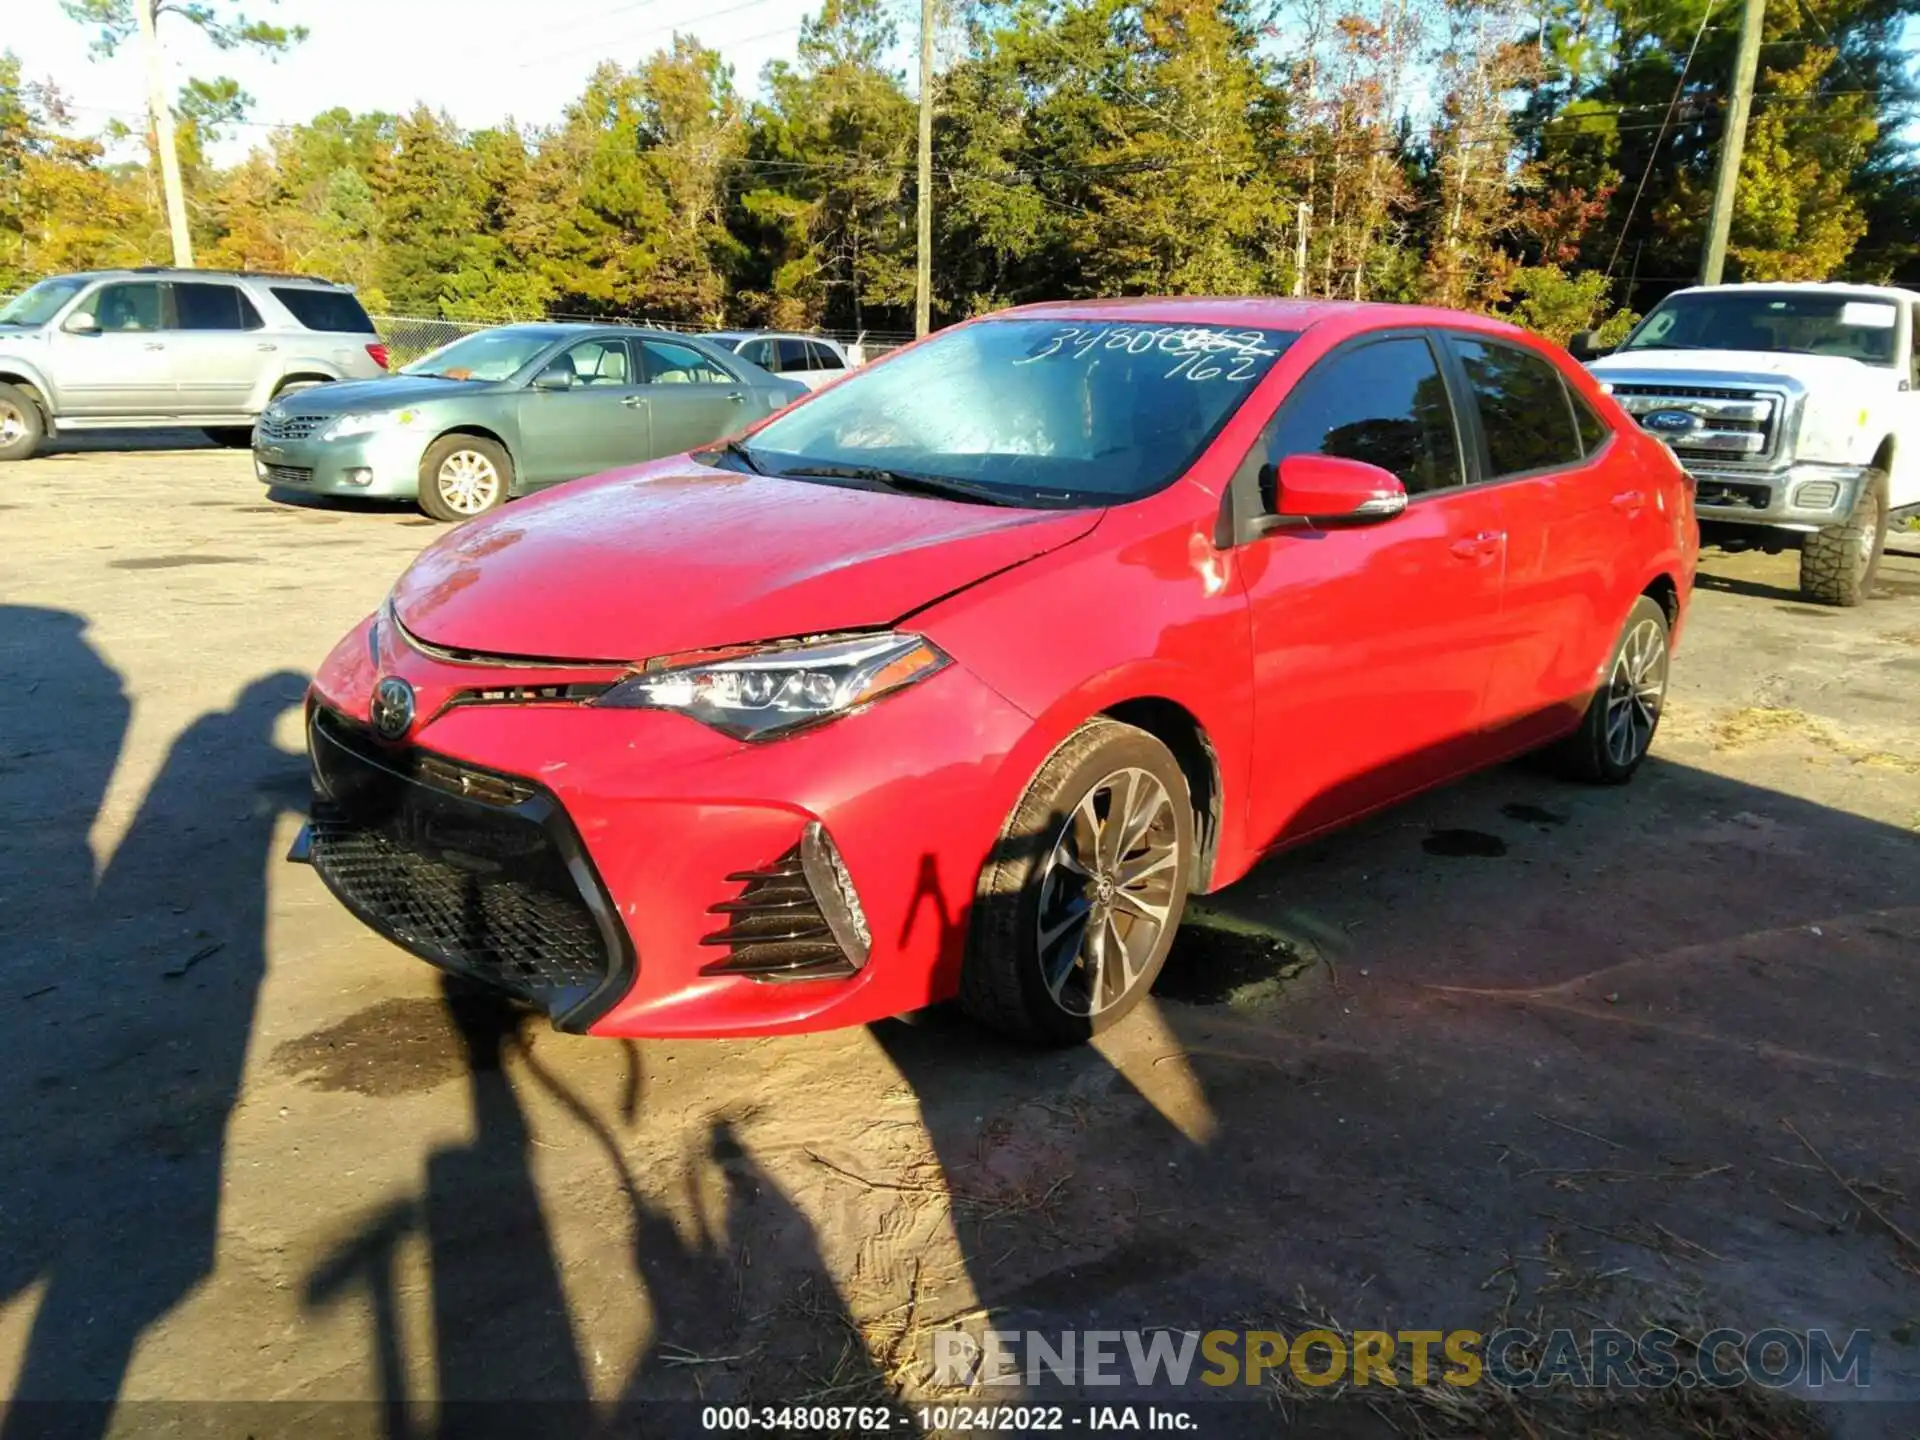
[372,313,910,370]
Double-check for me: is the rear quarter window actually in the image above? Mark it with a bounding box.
[271,287,376,335]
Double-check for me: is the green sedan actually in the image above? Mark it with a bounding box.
[251,323,808,521]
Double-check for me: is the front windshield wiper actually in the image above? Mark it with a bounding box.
[703,438,765,474]
[773,463,1023,507]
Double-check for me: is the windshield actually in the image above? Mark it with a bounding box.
[737,318,1295,506]
[1619,291,1900,365]
[0,276,90,328]
[401,329,555,381]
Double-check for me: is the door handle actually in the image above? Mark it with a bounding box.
[620,396,646,408]
[256,343,277,352]
[727,392,746,403]
[1611,490,1646,512]
[143,342,165,351]
[1449,530,1503,561]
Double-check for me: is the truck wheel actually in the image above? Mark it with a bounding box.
[1545,594,1671,785]
[0,383,45,462]
[1798,474,1887,606]
[960,719,1193,1046]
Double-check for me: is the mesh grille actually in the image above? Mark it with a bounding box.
[263,463,313,486]
[305,707,623,1019]
[258,413,322,442]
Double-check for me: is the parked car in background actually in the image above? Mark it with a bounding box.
[253,323,807,521]
[0,267,387,460]
[702,330,855,390]
[297,298,1695,1048]
[1576,281,1920,605]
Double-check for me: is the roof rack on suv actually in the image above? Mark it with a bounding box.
[127,265,340,285]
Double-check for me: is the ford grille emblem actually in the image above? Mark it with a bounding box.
[371,676,416,740]
[1642,408,1699,436]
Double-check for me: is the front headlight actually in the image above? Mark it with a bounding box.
[595,632,949,741]
[321,408,418,441]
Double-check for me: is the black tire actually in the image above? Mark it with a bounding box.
[203,426,254,449]
[960,719,1194,1045]
[417,435,512,523]
[1545,594,1671,785]
[0,382,45,462]
[1798,474,1888,606]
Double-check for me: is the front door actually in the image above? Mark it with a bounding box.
[637,338,751,455]
[1240,331,1508,849]
[514,337,652,487]
[48,281,176,416]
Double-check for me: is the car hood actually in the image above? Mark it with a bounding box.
[276,375,495,414]
[1590,348,1896,390]
[390,459,1104,662]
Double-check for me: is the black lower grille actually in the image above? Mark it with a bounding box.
[264,463,313,485]
[1691,477,1770,509]
[304,705,631,1026]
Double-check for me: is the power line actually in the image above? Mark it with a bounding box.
[1609,0,1717,278]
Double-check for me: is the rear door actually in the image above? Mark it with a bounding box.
[1241,330,1510,849]
[1441,333,1639,746]
[514,336,651,486]
[637,338,751,454]
[804,339,848,388]
[48,281,176,416]
[166,281,269,416]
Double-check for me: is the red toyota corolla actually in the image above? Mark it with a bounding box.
[296,298,1695,1045]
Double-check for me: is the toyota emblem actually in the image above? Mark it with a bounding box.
[370,676,416,740]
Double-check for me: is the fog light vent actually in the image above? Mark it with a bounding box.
[700,823,870,982]
[1793,480,1841,510]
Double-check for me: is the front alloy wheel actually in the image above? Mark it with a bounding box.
[418,434,512,522]
[1035,767,1182,1016]
[962,719,1194,1044]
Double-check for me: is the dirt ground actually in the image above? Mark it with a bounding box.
[2,436,1918,1439]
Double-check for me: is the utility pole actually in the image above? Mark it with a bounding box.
[1699,0,1765,286]
[1293,202,1310,297]
[914,0,934,338]
[135,0,194,268]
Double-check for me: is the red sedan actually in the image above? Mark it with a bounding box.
[297,298,1695,1045]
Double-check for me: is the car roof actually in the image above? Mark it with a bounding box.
[990,296,1538,342]
[50,267,352,289]
[483,323,716,342]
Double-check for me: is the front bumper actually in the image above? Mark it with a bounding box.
[254,427,431,499]
[298,614,1038,1038]
[1686,461,1871,532]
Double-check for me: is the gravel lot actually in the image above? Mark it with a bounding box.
[2,437,1918,1438]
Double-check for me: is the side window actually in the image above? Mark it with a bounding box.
[641,340,733,385]
[776,338,812,373]
[807,340,844,372]
[77,282,166,333]
[1263,335,1462,496]
[1908,305,1920,389]
[1452,338,1585,477]
[739,338,775,368]
[172,282,262,332]
[1571,389,1610,456]
[561,338,632,386]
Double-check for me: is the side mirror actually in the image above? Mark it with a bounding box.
[1251,454,1407,537]
[62,311,99,335]
[532,363,574,391]
[1567,330,1610,362]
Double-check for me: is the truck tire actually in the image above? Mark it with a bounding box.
[0,382,45,462]
[1798,474,1887,607]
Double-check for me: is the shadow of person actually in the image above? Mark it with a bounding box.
[0,667,307,1438]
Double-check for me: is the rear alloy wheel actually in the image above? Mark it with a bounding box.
[0,382,45,462]
[961,720,1193,1045]
[1546,594,1671,784]
[1798,473,1887,607]
[203,426,254,449]
[418,436,511,522]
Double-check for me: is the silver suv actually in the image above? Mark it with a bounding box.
[0,268,389,461]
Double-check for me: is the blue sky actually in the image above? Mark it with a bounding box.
[10,0,850,163]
